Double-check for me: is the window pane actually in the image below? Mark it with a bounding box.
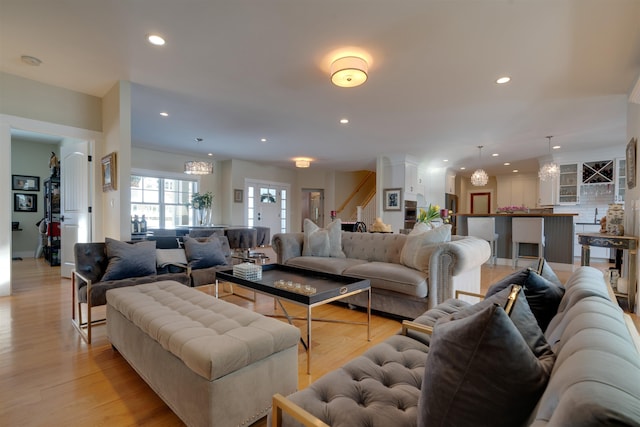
[131,188,143,203]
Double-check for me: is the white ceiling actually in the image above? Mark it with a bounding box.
[2,0,640,175]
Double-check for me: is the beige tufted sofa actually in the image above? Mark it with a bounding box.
[272,231,491,319]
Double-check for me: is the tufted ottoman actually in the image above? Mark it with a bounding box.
[106,280,300,427]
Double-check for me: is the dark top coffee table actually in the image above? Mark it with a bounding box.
[217,264,371,374]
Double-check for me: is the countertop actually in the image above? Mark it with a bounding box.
[454,213,578,217]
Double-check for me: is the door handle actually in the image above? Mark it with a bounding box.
[60,215,65,222]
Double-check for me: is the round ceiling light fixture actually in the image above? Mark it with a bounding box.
[21,55,42,66]
[294,158,312,168]
[147,34,166,46]
[330,56,368,88]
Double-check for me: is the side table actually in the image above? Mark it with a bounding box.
[578,233,638,312]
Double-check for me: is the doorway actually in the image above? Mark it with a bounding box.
[246,180,290,238]
[301,189,324,228]
[470,192,491,214]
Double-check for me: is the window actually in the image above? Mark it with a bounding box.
[131,174,197,229]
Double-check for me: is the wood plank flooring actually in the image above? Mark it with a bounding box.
[1,256,637,426]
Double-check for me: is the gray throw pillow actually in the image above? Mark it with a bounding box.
[486,268,565,331]
[183,236,227,269]
[418,285,556,427]
[101,238,157,281]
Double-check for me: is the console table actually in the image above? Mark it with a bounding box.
[578,233,638,312]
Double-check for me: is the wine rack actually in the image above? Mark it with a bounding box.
[582,160,613,184]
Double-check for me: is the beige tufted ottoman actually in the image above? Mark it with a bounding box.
[106,280,300,427]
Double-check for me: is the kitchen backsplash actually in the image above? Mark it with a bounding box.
[553,184,619,224]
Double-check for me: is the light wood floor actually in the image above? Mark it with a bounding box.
[1,257,637,426]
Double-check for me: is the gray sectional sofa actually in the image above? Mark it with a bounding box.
[272,229,491,319]
[271,265,640,427]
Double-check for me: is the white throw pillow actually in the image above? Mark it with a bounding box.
[302,218,346,258]
[400,224,452,272]
[156,248,188,267]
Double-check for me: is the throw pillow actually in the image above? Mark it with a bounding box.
[156,248,188,267]
[183,236,227,269]
[302,218,346,258]
[418,297,555,427]
[486,268,565,331]
[400,224,451,272]
[418,285,555,426]
[535,258,563,287]
[102,238,157,281]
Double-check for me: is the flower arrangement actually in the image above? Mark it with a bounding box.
[417,203,441,224]
[190,191,214,209]
[497,205,527,213]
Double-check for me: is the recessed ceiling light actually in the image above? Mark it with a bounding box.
[260,138,267,142]
[147,34,166,46]
[513,169,519,173]
[340,118,349,124]
[496,76,511,84]
[504,162,511,166]
[21,55,42,66]
[208,153,213,156]
[553,145,561,150]
[195,137,203,143]
[160,112,169,117]
[492,153,499,157]
[460,167,466,170]
[443,159,449,162]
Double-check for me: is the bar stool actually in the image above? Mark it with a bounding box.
[512,217,545,268]
[467,217,499,265]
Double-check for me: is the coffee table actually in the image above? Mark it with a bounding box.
[216,264,371,374]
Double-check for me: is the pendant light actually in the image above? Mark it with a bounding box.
[538,136,560,181]
[471,146,489,186]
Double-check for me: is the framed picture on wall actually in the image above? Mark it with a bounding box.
[383,188,402,211]
[101,152,117,192]
[626,137,637,190]
[12,175,40,191]
[234,189,243,203]
[14,193,37,212]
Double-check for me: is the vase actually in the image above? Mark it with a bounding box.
[196,207,212,226]
[606,204,624,236]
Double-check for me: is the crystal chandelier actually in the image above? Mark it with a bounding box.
[184,161,213,175]
[471,146,489,186]
[538,136,559,181]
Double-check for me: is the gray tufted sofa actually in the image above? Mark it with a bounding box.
[270,266,640,427]
[272,231,491,319]
[71,235,233,343]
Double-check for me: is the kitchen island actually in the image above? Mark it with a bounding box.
[455,213,577,265]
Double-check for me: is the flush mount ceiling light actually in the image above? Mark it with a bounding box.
[184,161,213,175]
[471,146,489,186]
[331,56,368,88]
[21,55,42,66]
[538,136,560,181]
[295,158,311,168]
[147,34,166,46]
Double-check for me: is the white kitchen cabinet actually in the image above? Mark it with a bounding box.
[538,175,557,206]
[405,162,419,195]
[497,174,537,210]
[558,163,579,205]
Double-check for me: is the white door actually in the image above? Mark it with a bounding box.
[60,141,92,278]
[246,181,289,238]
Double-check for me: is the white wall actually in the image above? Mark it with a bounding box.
[626,97,640,313]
